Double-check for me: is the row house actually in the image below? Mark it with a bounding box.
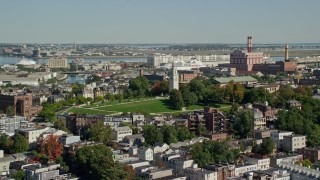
[270,153,303,167]
[184,165,218,180]
[65,114,105,134]
[122,134,145,147]
[252,102,278,122]
[205,164,235,180]
[298,148,320,163]
[252,108,266,130]
[112,126,132,142]
[270,130,293,149]
[244,156,270,171]
[282,134,306,152]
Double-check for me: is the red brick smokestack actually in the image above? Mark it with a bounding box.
[247,36,252,53]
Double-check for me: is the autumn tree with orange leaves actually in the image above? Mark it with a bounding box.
[39,135,63,161]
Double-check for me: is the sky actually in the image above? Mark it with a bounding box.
[0,0,319,44]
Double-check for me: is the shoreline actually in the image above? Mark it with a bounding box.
[0,55,147,59]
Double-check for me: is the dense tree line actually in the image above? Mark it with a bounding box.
[71,144,129,179]
[233,109,254,139]
[0,133,29,154]
[143,125,196,146]
[169,77,246,110]
[39,96,92,122]
[190,140,240,167]
[252,138,275,155]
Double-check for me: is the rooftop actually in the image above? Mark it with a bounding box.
[213,76,258,84]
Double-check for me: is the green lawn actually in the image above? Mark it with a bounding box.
[96,99,183,113]
[82,97,156,108]
[68,107,112,115]
[67,99,231,115]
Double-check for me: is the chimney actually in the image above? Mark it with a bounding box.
[247,36,253,53]
[285,45,289,61]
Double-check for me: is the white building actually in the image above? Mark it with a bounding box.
[253,108,266,130]
[138,147,154,161]
[234,163,258,176]
[41,128,68,139]
[283,134,306,152]
[147,54,230,68]
[169,63,179,91]
[279,162,320,180]
[112,126,132,142]
[152,143,170,154]
[0,116,26,136]
[184,165,217,180]
[270,130,294,149]
[168,157,195,176]
[48,58,68,68]
[244,157,270,170]
[17,127,50,143]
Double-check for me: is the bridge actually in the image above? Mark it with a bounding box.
[61,71,93,75]
[296,57,320,67]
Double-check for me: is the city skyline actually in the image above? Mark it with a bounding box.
[0,0,319,44]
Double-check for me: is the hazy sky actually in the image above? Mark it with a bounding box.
[0,0,319,44]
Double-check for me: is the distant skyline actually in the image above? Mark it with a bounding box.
[0,0,319,44]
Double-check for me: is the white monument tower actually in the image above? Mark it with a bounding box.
[169,62,179,92]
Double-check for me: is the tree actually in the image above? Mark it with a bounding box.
[94,96,104,102]
[114,94,124,103]
[252,138,275,155]
[196,123,208,136]
[123,165,135,180]
[161,125,178,144]
[160,81,169,95]
[169,89,184,110]
[189,78,207,102]
[88,121,112,145]
[233,83,245,103]
[143,125,163,145]
[278,84,295,100]
[11,170,25,180]
[182,90,198,107]
[243,87,273,105]
[71,83,85,95]
[74,144,129,179]
[129,76,150,98]
[191,140,240,167]
[6,106,15,116]
[296,159,313,168]
[294,86,312,96]
[54,119,69,132]
[190,142,213,167]
[177,127,192,141]
[90,74,102,83]
[0,134,10,153]
[39,135,63,161]
[234,110,254,138]
[11,133,29,153]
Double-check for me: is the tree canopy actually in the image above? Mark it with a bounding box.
[234,109,254,138]
[88,121,112,145]
[74,144,129,180]
[169,89,184,110]
[191,140,240,167]
[11,133,29,153]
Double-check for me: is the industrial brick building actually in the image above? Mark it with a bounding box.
[219,36,297,74]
